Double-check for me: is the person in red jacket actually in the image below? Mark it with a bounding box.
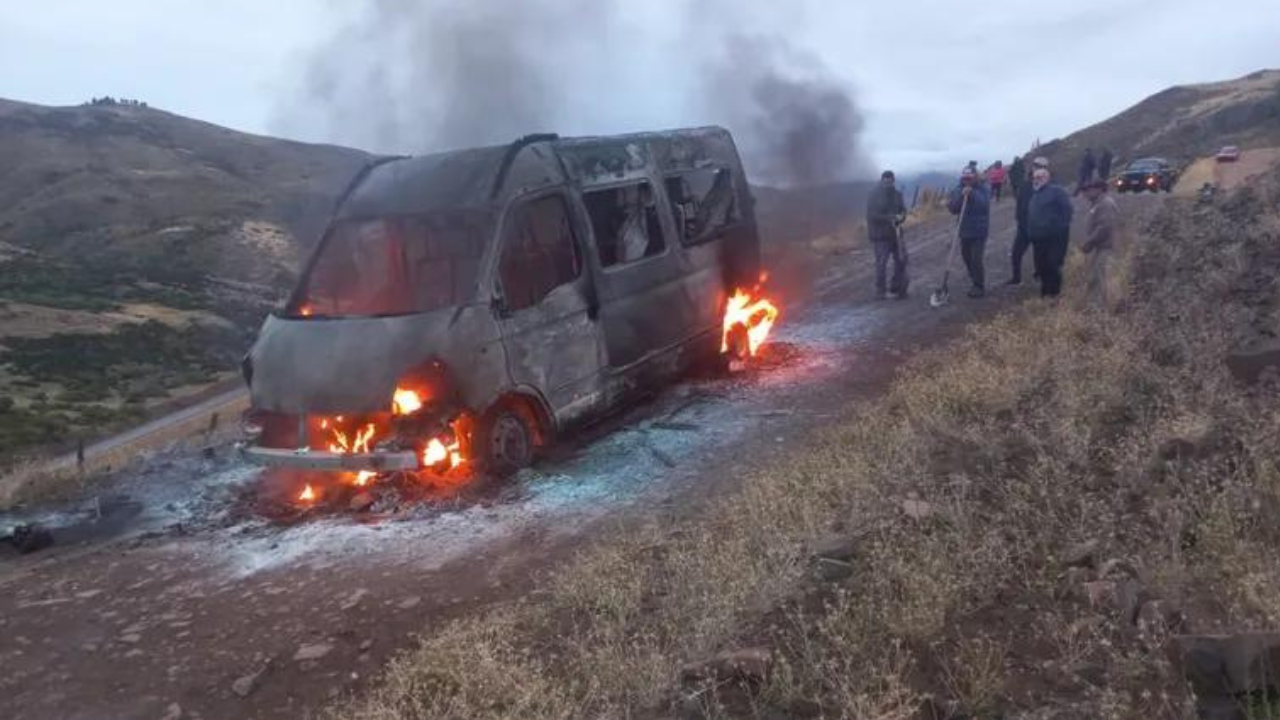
[987,160,1007,201]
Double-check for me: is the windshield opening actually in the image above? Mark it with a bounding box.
[291,213,483,318]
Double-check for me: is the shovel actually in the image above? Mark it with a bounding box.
[929,191,969,308]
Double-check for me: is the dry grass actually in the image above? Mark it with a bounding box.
[0,459,89,510]
[341,171,1280,718]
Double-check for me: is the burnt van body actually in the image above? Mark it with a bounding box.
[241,127,760,475]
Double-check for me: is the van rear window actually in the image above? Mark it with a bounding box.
[295,214,480,318]
[665,168,737,245]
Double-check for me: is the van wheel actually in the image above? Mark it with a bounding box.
[478,405,537,477]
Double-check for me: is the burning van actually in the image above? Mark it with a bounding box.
[241,128,765,477]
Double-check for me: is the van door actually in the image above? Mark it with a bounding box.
[580,178,688,368]
[493,191,608,425]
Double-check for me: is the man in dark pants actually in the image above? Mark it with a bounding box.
[1027,166,1074,297]
[1076,148,1097,195]
[1098,148,1114,183]
[1008,156,1047,285]
[947,166,992,298]
[1009,156,1026,195]
[865,170,908,299]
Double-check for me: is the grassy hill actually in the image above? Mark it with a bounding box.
[0,98,368,458]
[1033,69,1280,172]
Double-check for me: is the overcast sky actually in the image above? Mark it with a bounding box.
[1,0,1277,175]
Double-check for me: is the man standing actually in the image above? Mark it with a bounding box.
[948,166,992,298]
[1098,148,1114,183]
[1080,179,1119,308]
[1009,156,1026,196]
[865,170,908,300]
[1027,166,1074,297]
[1076,148,1097,195]
[1008,157,1043,285]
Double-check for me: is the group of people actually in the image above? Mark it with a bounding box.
[866,150,1120,306]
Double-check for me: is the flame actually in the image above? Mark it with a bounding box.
[424,439,448,466]
[299,483,316,502]
[721,288,779,358]
[299,303,314,317]
[423,435,465,471]
[392,388,423,416]
[354,471,375,487]
[328,422,376,454]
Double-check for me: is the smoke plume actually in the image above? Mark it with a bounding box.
[703,35,868,186]
[275,0,869,187]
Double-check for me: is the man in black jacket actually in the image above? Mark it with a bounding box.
[865,170,908,299]
[1027,166,1075,297]
[1008,156,1047,285]
[1098,148,1114,182]
[1076,148,1097,196]
[1009,156,1026,195]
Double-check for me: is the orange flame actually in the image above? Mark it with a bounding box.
[423,435,465,471]
[424,439,449,466]
[722,289,779,358]
[329,422,376,454]
[299,483,316,502]
[392,388,423,416]
[354,471,375,487]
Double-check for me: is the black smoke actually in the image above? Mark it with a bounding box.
[704,35,867,187]
[275,1,869,187]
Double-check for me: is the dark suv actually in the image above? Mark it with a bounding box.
[1114,157,1177,193]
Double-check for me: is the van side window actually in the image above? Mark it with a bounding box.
[664,168,736,246]
[582,181,666,268]
[499,195,581,312]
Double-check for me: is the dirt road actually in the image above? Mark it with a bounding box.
[43,387,249,476]
[1,193,1149,720]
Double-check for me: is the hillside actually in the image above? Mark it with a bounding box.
[1034,68,1280,170]
[0,99,368,457]
[342,125,1280,720]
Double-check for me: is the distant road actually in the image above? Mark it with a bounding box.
[46,388,250,473]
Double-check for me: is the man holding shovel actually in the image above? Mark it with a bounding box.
[865,170,908,300]
[947,166,992,298]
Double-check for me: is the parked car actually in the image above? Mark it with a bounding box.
[240,128,761,476]
[1114,157,1178,193]
[1216,146,1241,162]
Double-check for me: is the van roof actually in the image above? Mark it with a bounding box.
[336,126,737,219]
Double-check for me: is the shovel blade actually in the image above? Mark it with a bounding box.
[929,289,950,307]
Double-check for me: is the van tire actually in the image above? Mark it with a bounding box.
[477,404,538,478]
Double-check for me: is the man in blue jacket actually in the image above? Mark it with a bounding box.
[1027,166,1075,297]
[948,166,991,298]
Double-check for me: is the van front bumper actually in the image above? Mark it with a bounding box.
[239,445,420,472]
